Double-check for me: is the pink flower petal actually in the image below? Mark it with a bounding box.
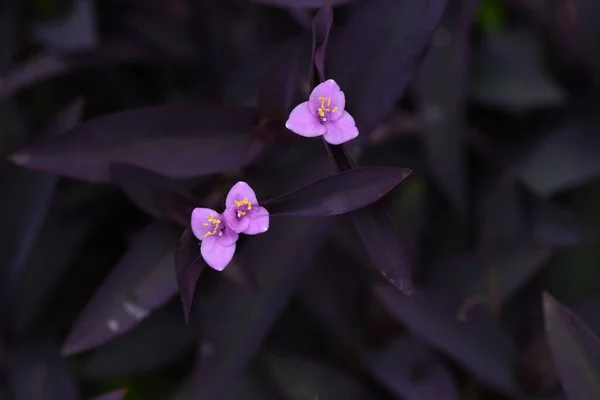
[223,205,251,233]
[201,237,236,271]
[218,226,239,246]
[191,207,220,241]
[323,111,359,145]
[285,102,327,138]
[309,79,346,121]
[245,206,270,235]
[225,181,258,208]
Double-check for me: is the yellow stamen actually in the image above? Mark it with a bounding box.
[332,106,338,112]
[203,214,222,238]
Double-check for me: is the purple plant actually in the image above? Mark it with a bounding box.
[1,0,599,399]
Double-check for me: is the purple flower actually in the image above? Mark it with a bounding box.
[222,181,270,235]
[285,79,359,145]
[191,208,239,271]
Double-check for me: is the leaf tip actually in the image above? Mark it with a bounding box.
[8,152,30,166]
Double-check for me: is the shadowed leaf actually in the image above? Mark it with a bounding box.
[259,49,301,117]
[84,300,198,378]
[9,106,259,182]
[376,286,519,394]
[263,167,411,216]
[543,292,600,399]
[1,98,84,291]
[174,228,207,324]
[88,389,126,400]
[245,0,355,7]
[265,355,377,400]
[9,338,79,400]
[169,217,330,399]
[0,40,152,101]
[417,0,478,212]
[31,0,98,51]
[328,0,449,138]
[352,203,414,296]
[516,96,600,196]
[62,221,182,356]
[301,256,459,400]
[310,0,333,85]
[110,163,200,227]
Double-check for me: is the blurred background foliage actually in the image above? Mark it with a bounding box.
[2,0,600,399]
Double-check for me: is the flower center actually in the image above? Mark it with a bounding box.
[234,198,252,219]
[317,96,339,123]
[202,214,224,237]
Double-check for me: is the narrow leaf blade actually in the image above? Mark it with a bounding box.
[174,228,206,324]
[62,222,181,355]
[543,292,600,399]
[9,106,258,182]
[262,167,411,217]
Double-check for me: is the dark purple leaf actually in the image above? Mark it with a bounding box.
[430,242,554,305]
[174,228,207,324]
[516,96,600,196]
[0,40,152,101]
[328,0,449,139]
[262,166,411,217]
[259,49,301,117]
[110,163,200,227]
[170,217,331,399]
[300,258,459,400]
[88,389,126,400]
[62,222,181,355]
[9,106,258,182]
[245,0,355,8]
[417,0,477,212]
[264,355,377,399]
[1,98,83,290]
[31,0,98,51]
[310,0,333,85]
[543,292,600,399]
[375,286,519,394]
[352,204,414,296]
[9,338,79,400]
[84,300,198,378]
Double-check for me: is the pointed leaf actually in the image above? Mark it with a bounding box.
[328,0,449,139]
[174,228,207,324]
[543,292,600,399]
[62,222,181,355]
[88,389,126,400]
[110,163,200,227]
[352,203,414,296]
[418,0,478,212]
[376,286,520,394]
[263,167,411,217]
[9,106,259,182]
[310,0,333,85]
[169,218,330,399]
[84,300,198,378]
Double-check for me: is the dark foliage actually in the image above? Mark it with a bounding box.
[2,0,600,399]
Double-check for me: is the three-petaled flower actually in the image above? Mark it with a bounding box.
[285,79,359,145]
[190,181,270,271]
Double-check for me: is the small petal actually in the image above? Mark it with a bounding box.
[323,111,359,145]
[223,206,251,233]
[309,79,346,119]
[226,181,258,208]
[191,208,220,241]
[285,102,326,138]
[201,237,236,271]
[218,225,239,246]
[244,206,270,235]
